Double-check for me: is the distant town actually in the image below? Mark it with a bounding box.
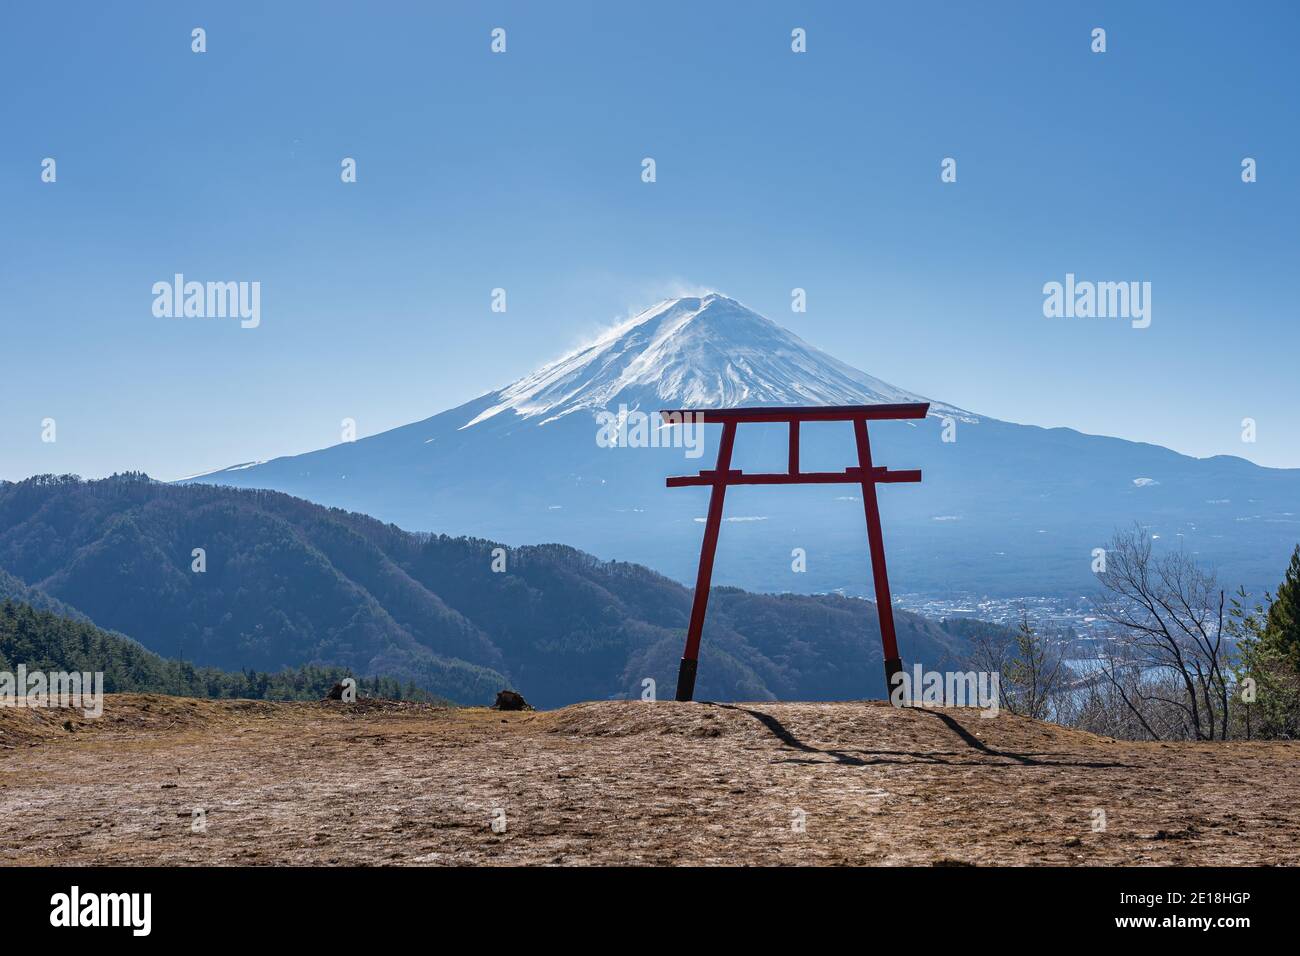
[895,592,1102,636]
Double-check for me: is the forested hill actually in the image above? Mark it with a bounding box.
[0,474,970,706]
[0,599,438,703]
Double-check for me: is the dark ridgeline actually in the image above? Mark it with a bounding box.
[0,474,972,707]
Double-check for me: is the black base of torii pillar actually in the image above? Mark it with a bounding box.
[661,403,927,702]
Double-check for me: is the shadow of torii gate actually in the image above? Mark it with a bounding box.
[660,403,928,702]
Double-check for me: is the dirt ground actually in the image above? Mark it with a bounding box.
[1,694,1297,866]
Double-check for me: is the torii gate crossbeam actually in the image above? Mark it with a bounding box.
[661,403,928,702]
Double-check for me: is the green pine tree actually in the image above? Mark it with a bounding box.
[1238,545,1300,738]
[1264,545,1300,662]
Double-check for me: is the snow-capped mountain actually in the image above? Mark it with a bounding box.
[184,294,1300,598]
[464,294,969,428]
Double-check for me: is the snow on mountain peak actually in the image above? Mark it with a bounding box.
[463,294,967,429]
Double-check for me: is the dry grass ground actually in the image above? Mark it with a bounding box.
[1,694,1297,866]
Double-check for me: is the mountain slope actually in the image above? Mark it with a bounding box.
[0,474,969,706]
[184,294,1300,597]
[0,566,96,624]
[0,474,508,703]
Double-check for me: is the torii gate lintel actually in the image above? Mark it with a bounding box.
[661,403,928,702]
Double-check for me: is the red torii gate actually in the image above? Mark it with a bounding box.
[661,403,928,702]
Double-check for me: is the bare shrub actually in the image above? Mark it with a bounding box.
[1089,526,1232,740]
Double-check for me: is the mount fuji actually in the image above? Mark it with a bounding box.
[185,294,1300,599]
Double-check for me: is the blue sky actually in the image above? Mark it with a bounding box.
[1,0,1296,482]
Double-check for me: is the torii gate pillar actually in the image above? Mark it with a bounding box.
[662,403,927,702]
